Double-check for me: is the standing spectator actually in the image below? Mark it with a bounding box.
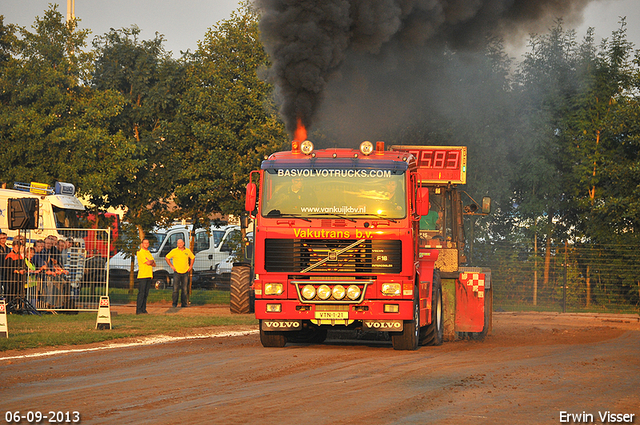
[34,236,60,270]
[0,233,10,296]
[165,239,195,308]
[57,239,68,257]
[62,238,83,309]
[48,236,61,259]
[25,247,41,305]
[4,240,25,305]
[136,239,155,315]
[34,239,45,253]
[34,236,61,308]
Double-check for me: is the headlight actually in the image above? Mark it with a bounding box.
[300,140,314,155]
[347,285,361,300]
[264,283,284,295]
[360,141,374,155]
[381,283,401,296]
[317,285,332,300]
[332,285,346,300]
[302,284,316,300]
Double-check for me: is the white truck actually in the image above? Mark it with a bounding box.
[1,182,88,303]
[109,224,241,288]
[0,182,85,241]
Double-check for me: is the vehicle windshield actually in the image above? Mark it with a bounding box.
[53,206,81,229]
[147,233,166,253]
[212,230,225,247]
[53,206,83,237]
[261,169,406,219]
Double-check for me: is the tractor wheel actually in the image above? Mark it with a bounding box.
[392,289,420,350]
[229,265,252,314]
[259,320,287,347]
[420,270,444,346]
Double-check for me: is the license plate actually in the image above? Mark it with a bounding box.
[315,311,348,320]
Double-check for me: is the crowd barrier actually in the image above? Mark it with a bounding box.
[0,228,110,313]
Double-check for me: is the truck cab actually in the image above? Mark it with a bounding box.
[0,182,85,242]
[236,141,492,349]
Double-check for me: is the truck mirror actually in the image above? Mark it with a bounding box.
[482,196,491,214]
[240,215,251,229]
[245,182,257,212]
[415,187,429,216]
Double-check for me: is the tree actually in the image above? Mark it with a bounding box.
[169,6,287,229]
[510,21,584,288]
[0,7,136,195]
[91,26,183,241]
[564,20,639,244]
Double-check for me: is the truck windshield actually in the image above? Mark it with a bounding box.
[53,206,81,228]
[261,170,406,219]
[53,206,83,237]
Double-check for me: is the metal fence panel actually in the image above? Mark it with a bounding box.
[1,228,110,313]
[471,241,640,314]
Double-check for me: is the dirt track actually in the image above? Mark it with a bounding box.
[1,308,639,425]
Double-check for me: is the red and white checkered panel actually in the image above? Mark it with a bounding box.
[460,272,485,298]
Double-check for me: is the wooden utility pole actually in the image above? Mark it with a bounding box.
[534,234,538,306]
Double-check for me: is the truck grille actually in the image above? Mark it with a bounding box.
[264,239,402,274]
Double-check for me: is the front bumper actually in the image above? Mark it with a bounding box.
[255,299,415,326]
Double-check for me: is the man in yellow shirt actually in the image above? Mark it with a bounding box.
[136,239,156,314]
[165,239,195,308]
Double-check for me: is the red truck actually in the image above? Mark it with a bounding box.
[233,141,491,350]
[83,212,120,258]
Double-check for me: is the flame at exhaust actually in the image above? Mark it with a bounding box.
[294,118,307,142]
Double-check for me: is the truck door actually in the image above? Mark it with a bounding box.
[192,229,211,272]
[213,228,238,268]
[193,228,227,272]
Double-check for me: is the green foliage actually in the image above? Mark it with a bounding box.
[90,26,182,236]
[169,8,287,223]
[0,6,138,195]
[108,288,231,305]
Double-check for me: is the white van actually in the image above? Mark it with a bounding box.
[109,224,241,288]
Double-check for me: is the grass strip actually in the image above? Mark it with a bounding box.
[0,311,256,352]
[108,288,230,305]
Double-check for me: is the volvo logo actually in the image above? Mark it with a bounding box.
[363,320,403,330]
[263,320,302,330]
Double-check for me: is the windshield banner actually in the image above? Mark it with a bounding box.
[277,169,392,178]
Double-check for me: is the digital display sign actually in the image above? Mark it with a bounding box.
[391,145,467,184]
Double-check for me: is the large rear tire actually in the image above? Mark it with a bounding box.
[392,290,419,350]
[229,265,252,314]
[259,320,287,347]
[420,270,444,346]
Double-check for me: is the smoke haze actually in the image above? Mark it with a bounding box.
[256,0,597,141]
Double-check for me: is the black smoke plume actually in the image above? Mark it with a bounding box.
[256,0,595,138]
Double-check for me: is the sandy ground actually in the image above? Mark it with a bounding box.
[1,307,639,425]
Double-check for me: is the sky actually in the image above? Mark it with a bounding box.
[2,0,639,59]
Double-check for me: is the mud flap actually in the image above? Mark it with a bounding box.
[455,269,489,333]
